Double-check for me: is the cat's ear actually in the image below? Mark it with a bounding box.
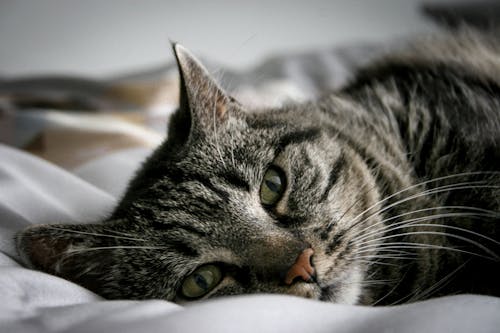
[16,223,112,277]
[169,43,237,142]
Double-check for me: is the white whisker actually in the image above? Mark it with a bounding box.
[64,245,167,255]
[340,172,499,235]
[347,182,497,235]
[351,205,498,243]
[212,89,226,168]
[408,260,469,303]
[356,242,496,261]
[46,226,146,242]
[356,259,400,267]
[352,212,499,246]
[371,269,410,306]
[357,230,499,260]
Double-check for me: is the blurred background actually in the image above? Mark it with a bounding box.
[0,0,497,190]
[0,0,481,78]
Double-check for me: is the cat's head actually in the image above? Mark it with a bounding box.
[16,45,385,305]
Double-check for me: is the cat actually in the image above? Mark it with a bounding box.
[16,28,500,306]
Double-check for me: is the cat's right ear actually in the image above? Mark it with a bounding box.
[168,43,239,145]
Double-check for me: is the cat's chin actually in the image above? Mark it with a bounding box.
[285,282,319,299]
[314,266,364,304]
[284,281,360,304]
[317,283,361,304]
[284,280,360,304]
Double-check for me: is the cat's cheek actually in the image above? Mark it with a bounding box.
[333,266,364,304]
[337,271,363,304]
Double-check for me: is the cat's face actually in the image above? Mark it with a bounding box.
[16,45,384,305]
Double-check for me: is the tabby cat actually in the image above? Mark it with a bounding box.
[16,29,500,305]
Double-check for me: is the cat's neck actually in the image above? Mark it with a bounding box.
[342,61,500,181]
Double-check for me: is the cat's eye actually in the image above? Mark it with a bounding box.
[260,166,286,207]
[181,264,222,299]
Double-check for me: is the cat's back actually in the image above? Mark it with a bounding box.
[384,28,500,84]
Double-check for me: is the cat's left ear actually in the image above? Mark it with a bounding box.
[16,223,108,275]
[170,43,239,141]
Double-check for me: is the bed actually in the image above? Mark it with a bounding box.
[1,27,500,332]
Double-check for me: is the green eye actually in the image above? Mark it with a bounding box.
[260,166,286,207]
[181,264,222,299]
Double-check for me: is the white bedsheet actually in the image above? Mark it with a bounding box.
[1,143,500,333]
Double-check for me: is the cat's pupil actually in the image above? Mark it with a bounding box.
[194,273,208,290]
[265,178,280,193]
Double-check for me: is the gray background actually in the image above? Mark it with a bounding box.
[0,0,464,78]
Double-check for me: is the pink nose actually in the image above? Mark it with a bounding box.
[284,248,316,285]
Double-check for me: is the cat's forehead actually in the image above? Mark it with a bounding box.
[174,112,279,164]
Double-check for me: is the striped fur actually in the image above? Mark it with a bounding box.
[17,30,500,305]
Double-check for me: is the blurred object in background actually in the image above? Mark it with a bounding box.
[1,0,496,170]
[423,1,500,30]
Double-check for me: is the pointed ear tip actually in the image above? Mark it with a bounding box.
[171,44,211,83]
[172,43,196,64]
[170,41,181,54]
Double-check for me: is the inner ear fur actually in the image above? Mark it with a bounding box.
[16,223,105,275]
[169,43,237,143]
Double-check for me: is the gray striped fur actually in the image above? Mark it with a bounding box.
[16,29,500,305]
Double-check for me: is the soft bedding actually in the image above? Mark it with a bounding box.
[1,35,500,332]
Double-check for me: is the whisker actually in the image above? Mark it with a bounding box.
[386,288,418,306]
[370,269,410,306]
[344,278,399,287]
[408,260,469,303]
[335,182,499,247]
[356,259,401,267]
[352,212,499,246]
[63,245,167,256]
[351,254,417,261]
[356,242,496,261]
[357,230,499,260]
[340,172,499,237]
[229,130,236,168]
[212,89,226,168]
[351,205,498,243]
[327,183,380,228]
[355,182,495,227]
[45,226,146,242]
[369,248,416,255]
[101,227,141,238]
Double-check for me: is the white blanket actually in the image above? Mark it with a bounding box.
[1,143,500,333]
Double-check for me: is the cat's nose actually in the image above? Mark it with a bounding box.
[283,248,316,285]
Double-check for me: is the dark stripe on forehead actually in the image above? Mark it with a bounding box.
[276,128,322,154]
[217,169,250,192]
[167,239,199,257]
[319,152,346,202]
[152,221,207,238]
[168,168,229,202]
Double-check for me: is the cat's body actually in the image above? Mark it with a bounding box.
[17,29,500,305]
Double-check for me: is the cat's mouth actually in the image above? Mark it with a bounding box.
[319,285,336,302]
[286,280,320,299]
[287,273,336,301]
